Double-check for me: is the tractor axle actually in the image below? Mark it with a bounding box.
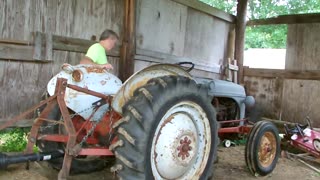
[0,150,64,169]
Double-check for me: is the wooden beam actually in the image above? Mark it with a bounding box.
[172,0,235,23]
[243,67,320,80]
[0,119,34,128]
[36,32,121,56]
[0,43,50,62]
[235,0,248,84]
[247,13,320,26]
[119,0,135,82]
[0,39,31,46]
[227,25,235,59]
[1,29,124,62]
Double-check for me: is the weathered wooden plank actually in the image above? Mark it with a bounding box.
[171,0,235,23]
[0,39,31,45]
[136,0,187,57]
[134,59,220,79]
[0,119,34,128]
[282,23,320,127]
[286,24,320,70]
[119,0,135,81]
[235,0,248,84]
[0,43,49,62]
[184,8,229,67]
[244,76,283,120]
[247,13,320,26]
[281,80,320,127]
[227,25,235,59]
[244,68,320,80]
[107,56,120,77]
[33,32,43,60]
[135,48,221,73]
[52,34,120,56]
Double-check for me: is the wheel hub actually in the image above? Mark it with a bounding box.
[177,137,193,160]
[259,132,277,168]
[150,102,212,179]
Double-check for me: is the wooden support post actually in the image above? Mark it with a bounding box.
[233,60,238,84]
[227,25,235,60]
[119,0,136,82]
[235,0,248,84]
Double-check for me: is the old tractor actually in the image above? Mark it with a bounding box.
[0,63,280,179]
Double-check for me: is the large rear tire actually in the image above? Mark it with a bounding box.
[111,76,218,179]
[245,121,280,176]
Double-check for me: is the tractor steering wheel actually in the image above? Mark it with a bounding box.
[176,62,195,72]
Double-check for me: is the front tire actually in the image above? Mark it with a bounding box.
[111,76,218,179]
[245,121,280,176]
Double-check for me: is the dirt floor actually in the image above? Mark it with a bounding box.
[0,146,319,180]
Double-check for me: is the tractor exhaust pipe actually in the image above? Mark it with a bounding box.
[0,150,64,169]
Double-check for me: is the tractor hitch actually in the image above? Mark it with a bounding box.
[0,150,64,169]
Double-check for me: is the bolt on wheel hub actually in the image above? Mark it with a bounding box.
[177,137,193,160]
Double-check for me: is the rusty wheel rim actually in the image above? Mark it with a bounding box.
[258,131,277,168]
[150,101,212,179]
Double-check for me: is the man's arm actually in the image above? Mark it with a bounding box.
[80,57,96,65]
[80,57,113,69]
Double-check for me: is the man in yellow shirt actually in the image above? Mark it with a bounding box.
[80,29,118,70]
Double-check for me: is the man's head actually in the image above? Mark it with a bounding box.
[99,29,119,51]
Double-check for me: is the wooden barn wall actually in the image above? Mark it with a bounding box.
[134,0,232,79]
[244,77,283,120]
[0,0,123,125]
[282,23,320,126]
[244,23,320,127]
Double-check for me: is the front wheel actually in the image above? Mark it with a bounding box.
[111,76,218,179]
[245,121,280,176]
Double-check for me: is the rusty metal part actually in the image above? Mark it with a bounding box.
[57,78,77,179]
[26,99,58,154]
[85,66,106,73]
[258,132,277,168]
[67,84,110,100]
[37,134,99,144]
[61,63,74,74]
[78,148,114,156]
[177,137,193,160]
[218,119,252,138]
[112,64,192,114]
[72,69,84,82]
[0,94,57,130]
[218,125,251,134]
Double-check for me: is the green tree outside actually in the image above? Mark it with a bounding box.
[199,0,320,49]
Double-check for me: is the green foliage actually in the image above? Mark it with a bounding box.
[0,128,38,152]
[200,0,237,15]
[199,0,320,49]
[245,25,287,49]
